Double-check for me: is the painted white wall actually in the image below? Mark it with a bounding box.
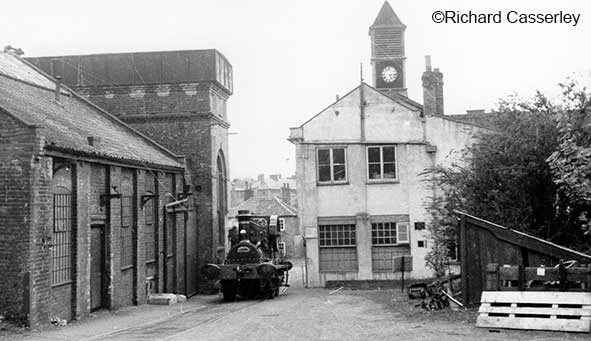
[294,84,481,286]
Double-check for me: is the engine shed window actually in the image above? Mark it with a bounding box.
[319,224,357,272]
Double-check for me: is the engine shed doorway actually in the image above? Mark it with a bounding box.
[90,224,107,311]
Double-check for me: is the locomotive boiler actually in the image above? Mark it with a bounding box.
[201,210,292,301]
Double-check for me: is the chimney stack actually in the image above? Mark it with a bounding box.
[421,56,444,116]
[244,183,254,201]
[280,183,291,206]
[55,76,62,102]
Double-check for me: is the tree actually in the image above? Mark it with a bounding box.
[425,85,591,276]
[548,80,591,237]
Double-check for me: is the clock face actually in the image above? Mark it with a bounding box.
[381,66,398,83]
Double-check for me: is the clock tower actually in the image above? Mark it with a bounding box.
[369,1,407,97]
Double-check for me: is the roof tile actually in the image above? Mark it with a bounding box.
[0,53,183,169]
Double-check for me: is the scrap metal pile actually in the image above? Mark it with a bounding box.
[408,274,463,310]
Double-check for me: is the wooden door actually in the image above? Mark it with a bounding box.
[90,225,106,311]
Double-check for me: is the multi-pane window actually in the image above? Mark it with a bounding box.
[319,224,357,271]
[367,145,396,180]
[278,218,285,232]
[371,222,409,245]
[52,193,73,285]
[371,221,411,272]
[317,148,347,183]
[371,222,396,245]
[319,224,356,246]
[120,195,134,268]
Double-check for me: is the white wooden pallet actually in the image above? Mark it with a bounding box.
[476,291,591,333]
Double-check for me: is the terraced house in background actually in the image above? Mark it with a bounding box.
[0,51,189,327]
[289,2,488,287]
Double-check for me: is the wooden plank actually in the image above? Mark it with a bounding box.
[481,291,591,305]
[476,315,591,333]
[478,306,591,316]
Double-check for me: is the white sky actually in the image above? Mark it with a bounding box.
[2,0,590,179]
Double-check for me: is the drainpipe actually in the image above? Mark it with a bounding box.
[360,66,366,143]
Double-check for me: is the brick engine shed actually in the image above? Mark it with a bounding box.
[27,49,233,294]
[0,52,191,327]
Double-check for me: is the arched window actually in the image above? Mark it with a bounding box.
[217,151,227,245]
[52,163,73,285]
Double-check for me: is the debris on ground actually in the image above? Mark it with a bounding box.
[408,274,463,311]
[408,283,428,299]
[329,286,344,295]
[50,316,67,327]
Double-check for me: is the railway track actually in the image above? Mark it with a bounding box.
[84,299,265,340]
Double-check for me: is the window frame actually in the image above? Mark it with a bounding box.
[319,224,357,247]
[52,192,73,286]
[316,147,348,185]
[318,223,358,272]
[278,218,286,232]
[120,195,134,270]
[370,221,410,246]
[278,241,286,255]
[366,145,398,182]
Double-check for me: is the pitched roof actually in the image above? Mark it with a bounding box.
[444,112,499,129]
[296,82,492,132]
[0,52,183,170]
[370,1,405,28]
[456,211,591,261]
[229,196,297,217]
[365,82,423,111]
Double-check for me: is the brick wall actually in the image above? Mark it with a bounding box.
[28,152,52,328]
[72,82,228,294]
[75,83,212,118]
[75,161,91,319]
[1,108,191,326]
[0,113,36,324]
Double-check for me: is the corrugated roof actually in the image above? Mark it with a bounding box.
[229,196,297,217]
[0,52,183,170]
[370,1,405,28]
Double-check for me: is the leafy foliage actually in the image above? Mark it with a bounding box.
[548,81,591,237]
[425,83,591,276]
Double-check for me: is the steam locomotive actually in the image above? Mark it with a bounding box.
[201,210,292,301]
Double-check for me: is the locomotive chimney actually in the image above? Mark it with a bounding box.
[237,210,252,237]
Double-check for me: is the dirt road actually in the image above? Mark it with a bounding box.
[11,263,586,340]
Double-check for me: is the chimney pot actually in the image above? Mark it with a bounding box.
[425,55,432,72]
